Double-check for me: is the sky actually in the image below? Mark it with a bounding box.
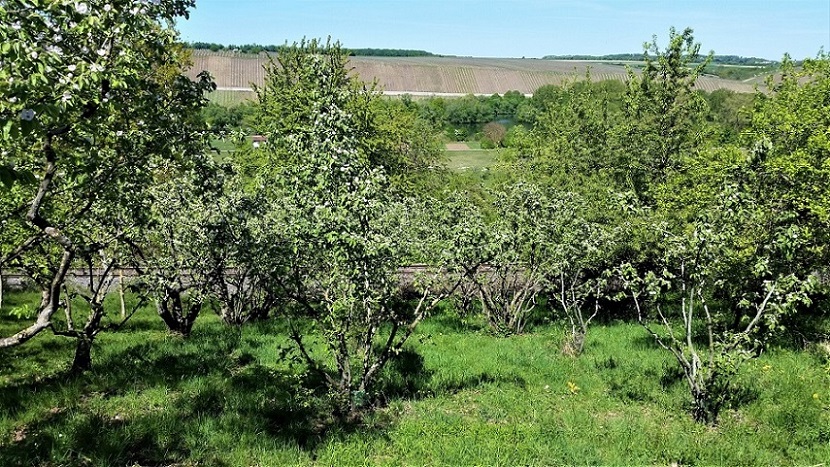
[177,0,830,60]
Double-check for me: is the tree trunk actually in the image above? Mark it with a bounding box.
[0,268,4,311]
[157,293,199,337]
[691,387,720,425]
[71,336,93,374]
[118,269,126,319]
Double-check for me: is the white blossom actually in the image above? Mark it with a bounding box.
[61,91,72,102]
[76,2,89,14]
[104,4,112,11]
[68,64,77,72]
[30,51,38,59]
[12,22,21,30]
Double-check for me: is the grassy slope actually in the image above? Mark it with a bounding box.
[1,292,829,465]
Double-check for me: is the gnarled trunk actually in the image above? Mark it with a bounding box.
[157,288,201,337]
[70,335,93,374]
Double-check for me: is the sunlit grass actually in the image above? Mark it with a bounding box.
[1,291,828,465]
[446,149,499,171]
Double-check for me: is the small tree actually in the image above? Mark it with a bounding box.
[57,248,146,373]
[136,157,227,336]
[254,40,458,418]
[618,186,814,424]
[542,192,618,355]
[616,27,712,200]
[0,0,212,353]
[471,183,550,335]
[482,121,507,148]
[422,192,492,318]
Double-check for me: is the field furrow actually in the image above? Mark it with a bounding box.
[186,52,759,95]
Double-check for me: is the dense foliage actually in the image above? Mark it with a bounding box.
[0,0,213,370]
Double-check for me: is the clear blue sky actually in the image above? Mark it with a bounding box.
[177,0,830,60]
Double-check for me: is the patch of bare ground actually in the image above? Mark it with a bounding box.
[445,143,471,151]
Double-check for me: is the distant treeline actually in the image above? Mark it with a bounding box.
[186,42,435,57]
[543,53,775,66]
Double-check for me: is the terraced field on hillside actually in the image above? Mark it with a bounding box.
[188,50,759,95]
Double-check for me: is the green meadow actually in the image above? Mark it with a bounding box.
[2,292,828,466]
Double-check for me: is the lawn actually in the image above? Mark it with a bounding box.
[206,89,256,107]
[1,291,829,465]
[445,142,500,171]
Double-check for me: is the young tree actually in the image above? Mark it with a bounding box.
[615,27,712,201]
[481,121,507,148]
[653,54,830,331]
[203,187,280,326]
[253,40,459,418]
[542,192,618,355]
[0,0,213,353]
[740,54,830,286]
[472,183,550,335]
[527,76,620,193]
[618,186,814,424]
[135,156,228,336]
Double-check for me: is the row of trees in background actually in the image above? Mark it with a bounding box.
[2,10,829,427]
[186,41,435,57]
[542,53,776,66]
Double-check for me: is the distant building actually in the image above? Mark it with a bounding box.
[251,135,267,148]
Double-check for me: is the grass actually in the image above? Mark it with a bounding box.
[209,137,237,156]
[206,89,256,107]
[1,291,829,465]
[446,148,500,171]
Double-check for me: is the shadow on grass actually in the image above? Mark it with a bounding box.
[426,312,489,334]
[0,321,506,465]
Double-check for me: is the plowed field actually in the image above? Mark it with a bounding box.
[188,50,758,95]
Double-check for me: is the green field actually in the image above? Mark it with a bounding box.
[1,291,829,465]
[206,89,256,106]
[445,142,501,171]
[446,149,500,171]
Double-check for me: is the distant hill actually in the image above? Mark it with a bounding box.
[542,53,776,66]
[187,50,761,98]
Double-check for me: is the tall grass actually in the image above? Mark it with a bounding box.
[1,292,828,465]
